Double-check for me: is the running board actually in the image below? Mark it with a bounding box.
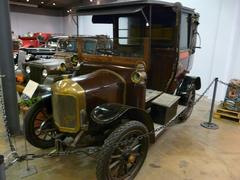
[145,89,162,103]
[154,105,186,138]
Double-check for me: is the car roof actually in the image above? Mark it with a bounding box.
[76,0,195,14]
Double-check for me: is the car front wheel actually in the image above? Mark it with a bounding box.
[24,98,56,149]
[96,121,149,180]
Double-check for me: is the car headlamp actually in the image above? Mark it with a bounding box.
[25,66,31,74]
[59,63,67,72]
[25,54,32,61]
[42,69,48,77]
[131,64,146,84]
[13,53,17,59]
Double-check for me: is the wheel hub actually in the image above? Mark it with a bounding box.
[128,154,137,164]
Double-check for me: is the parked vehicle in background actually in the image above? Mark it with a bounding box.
[15,36,69,65]
[19,32,52,48]
[22,35,113,84]
[24,1,201,179]
[45,36,69,49]
[12,40,21,64]
[15,36,67,93]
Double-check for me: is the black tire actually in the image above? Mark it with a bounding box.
[24,98,55,149]
[96,121,149,180]
[178,85,196,123]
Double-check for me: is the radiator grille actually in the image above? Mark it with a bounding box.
[52,94,77,129]
[29,66,43,83]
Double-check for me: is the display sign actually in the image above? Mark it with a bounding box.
[22,80,39,98]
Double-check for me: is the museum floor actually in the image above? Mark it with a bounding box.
[1,98,240,180]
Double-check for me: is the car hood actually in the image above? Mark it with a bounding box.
[26,59,65,68]
[54,52,75,58]
[21,48,56,54]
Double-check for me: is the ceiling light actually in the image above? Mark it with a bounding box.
[67,10,70,13]
[90,0,93,2]
[26,0,29,2]
[69,9,72,12]
[41,1,44,4]
[52,2,56,6]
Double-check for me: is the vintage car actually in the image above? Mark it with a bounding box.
[24,1,201,180]
[12,40,21,64]
[19,32,52,48]
[16,36,68,64]
[22,35,113,84]
[19,47,56,62]
[15,37,69,92]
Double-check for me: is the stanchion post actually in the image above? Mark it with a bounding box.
[201,77,219,129]
[0,155,6,180]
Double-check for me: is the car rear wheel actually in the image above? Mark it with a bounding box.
[24,98,56,149]
[96,121,149,180]
[178,85,196,123]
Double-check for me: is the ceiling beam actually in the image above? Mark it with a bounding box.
[10,4,68,16]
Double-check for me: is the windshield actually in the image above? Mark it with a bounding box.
[46,38,58,48]
[58,39,77,52]
[79,14,145,58]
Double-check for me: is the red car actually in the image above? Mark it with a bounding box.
[19,32,52,48]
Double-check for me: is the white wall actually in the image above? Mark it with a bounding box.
[79,16,113,37]
[63,15,77,36]
[10,12,79,36]
[10,12,64,36]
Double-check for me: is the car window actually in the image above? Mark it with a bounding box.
[46,38,58,48]
[180,13,190,50]
[66,40,77,52]
[118,16,144,45]
[83,40,97,54]
[58,39,77,52]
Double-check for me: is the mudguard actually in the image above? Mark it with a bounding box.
[32,75,66,98]
[179,76,201,91]
[91,103,155,143]
[31,84,52,99]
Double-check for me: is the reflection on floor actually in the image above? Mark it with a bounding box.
[1,98,240,180]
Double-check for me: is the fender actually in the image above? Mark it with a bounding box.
[176,76,201,105]
[35,85,52,99]
[179,75,201,91]
[91,103,155,143]
[35,94,52,111]
[42,75,66,86]
[33,75,65,98]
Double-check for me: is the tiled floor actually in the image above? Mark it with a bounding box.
[1,98,240,180]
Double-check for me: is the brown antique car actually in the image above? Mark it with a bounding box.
[24,1,201,179]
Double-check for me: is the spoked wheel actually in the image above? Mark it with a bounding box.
[178,85,196,123]
[96,121,149,180]
[24,98,56,149]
